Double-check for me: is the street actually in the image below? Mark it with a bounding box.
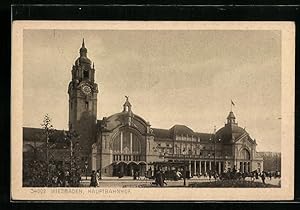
[79,176,281,188]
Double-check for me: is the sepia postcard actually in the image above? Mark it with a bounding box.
[11,21,295,201]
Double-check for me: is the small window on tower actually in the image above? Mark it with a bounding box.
[84,70,89,79]
[85,101,89,109]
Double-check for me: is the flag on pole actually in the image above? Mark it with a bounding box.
[230,100,235,111]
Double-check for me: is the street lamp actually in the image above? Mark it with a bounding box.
[209,126,221,181]
[182,148,187,186]
[182,148,192,186]
[85,161,88,180]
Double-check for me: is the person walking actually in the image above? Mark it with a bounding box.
[162,170,167,186]
[158,170,164,187]
[154,170,164,187]
[90,170,97,187]
[255,170,259,180]
[96,169,101,187]
[261,171,266,185]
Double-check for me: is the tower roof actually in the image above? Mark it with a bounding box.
[227,111,236,120]
[80,38,87,54]
[123,96,132,112]
[76,38,92,65]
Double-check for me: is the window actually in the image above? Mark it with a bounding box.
[85,101,89,109]
[83,70,89,79]
[112,131,141,154]
[240,148,251,160]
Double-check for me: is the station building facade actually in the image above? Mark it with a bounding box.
[93,99,264,177]
[23,40,264,177]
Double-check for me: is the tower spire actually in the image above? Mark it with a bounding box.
[82,38,85,48]
[123,96,132,112]
[79,38,87,57]
[226,111,236,125]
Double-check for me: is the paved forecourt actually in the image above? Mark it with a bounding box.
[79,176,281,188]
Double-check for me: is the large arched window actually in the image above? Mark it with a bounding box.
[240,148,250,160]
[112,131,141,154]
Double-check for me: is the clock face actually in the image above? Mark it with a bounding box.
[82,85,92,95]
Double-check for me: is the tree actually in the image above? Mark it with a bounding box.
[25,114,57,187]
[24,114,84,187]
[63,129,82,187]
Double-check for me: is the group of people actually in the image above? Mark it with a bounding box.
[49,169,82,187]
[153,170,168,187]
[24,160,82,187]
[90,170,101,187]
[198,168,280,185]
[252,170,280,184]
[88,166,280,187]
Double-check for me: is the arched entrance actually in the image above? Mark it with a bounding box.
[239,148,251,173]
[112,162,127,177]
[111,129,144,176]
[112,161,142,177]
[127,162,139,176]
[138,162,147,177]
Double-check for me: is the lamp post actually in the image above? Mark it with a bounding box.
[209,126,220,182]
[85,161,88,180]
[182,148,192,186]
[209,126,216,173]
[182,148,187,186]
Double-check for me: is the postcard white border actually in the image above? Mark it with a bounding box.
[11,21,295,201]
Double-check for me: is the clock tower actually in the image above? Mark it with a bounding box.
[68,39,98,160]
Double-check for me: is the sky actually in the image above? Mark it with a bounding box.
[23,29,281,152]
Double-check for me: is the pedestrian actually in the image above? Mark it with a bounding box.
[96,169,100,186]
[154,170,164,187]
[90,170,97,187]
[158,170,164,187]
[133,170,137,180]
[255,170,259,180]
[137,170,140,180]
[162,170,167,186]
[153,170,160,186]
[213,171,218,181]
[261,171,266,184]
[146,167,152,179]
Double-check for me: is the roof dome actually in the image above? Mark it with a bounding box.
[227,111,236,120]
[215,125,247,143]
[75,38,92,65]
[169,125,194,136]
[215,111,247,143]
[75,56,92,65]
